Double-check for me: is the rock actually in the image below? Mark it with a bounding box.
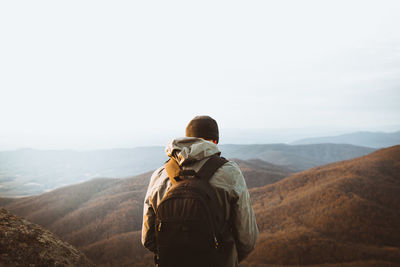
[0,208,94,266]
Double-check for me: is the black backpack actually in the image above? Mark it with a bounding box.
[155,155,229,267]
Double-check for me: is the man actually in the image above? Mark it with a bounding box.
[141,115,259,267]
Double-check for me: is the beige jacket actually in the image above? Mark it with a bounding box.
[141,137,259,266]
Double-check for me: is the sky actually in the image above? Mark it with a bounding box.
[1,1,399,150]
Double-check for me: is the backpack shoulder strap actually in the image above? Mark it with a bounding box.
[165,155,228,183]
[197,155,228,181]
[164,158,181,184]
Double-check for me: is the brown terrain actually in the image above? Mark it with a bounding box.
[234,158,295,189]
[243,145,400,266]
[0,158,285,266]
[1,147,399,266]
[1,171,152,267]
[0,208,94,267]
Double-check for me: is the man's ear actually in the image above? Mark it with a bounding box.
[213,140,218,144]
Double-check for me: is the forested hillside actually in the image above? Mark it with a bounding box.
[243,145,400,266]
[1,158,289,266]
[2,147,398,266]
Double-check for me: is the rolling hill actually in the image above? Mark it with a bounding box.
[2,146,398,266]
[243,145,400,266]
[0,158,289,266]
[292,130,400,148]
[233,158,295,189]
[1,172,152,266]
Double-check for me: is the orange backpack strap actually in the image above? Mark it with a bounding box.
[164,158,181,184]
[165,155,228,184]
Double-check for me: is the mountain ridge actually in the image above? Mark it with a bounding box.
[221,143,375,170]
[292,130,400,148]
[243,145,400,266]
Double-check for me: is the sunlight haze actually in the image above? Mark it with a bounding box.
[1,0,399,150]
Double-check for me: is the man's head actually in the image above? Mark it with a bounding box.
[185,115,219,144]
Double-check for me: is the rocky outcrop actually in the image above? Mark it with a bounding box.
[0,208,94,267]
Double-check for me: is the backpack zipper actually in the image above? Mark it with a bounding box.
[214,236,219,249]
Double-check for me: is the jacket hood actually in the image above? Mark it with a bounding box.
[165,137,220,166]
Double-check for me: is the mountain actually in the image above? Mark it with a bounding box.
[243,145,400,266]
[0,158,288,266]
[291,131,400,148]
[0,208,94,267]
[0,143,374,197]
[1,172,152,266]
[221,143,375,171]
[2,147,399,266]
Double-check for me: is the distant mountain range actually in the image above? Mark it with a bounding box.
[292,130,400,148]
[0,143,375,197]
[222,143,375,171]
[2,146,399,266]
[0,147,166,197]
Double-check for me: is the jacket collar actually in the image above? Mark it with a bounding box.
[165,137,220,166]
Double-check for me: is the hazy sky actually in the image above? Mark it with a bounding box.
[1,1,399,149]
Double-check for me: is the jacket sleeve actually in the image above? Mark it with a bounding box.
[141,169,161,253]
[230,164,259,262]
